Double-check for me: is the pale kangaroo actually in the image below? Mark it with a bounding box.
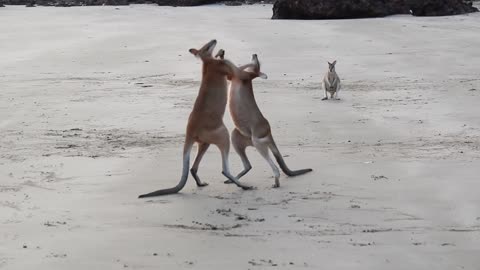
[227,54,313,188]
[138,40,252,198]
[322,60,341,100]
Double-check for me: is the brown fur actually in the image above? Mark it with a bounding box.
[138,40,252,198]
[226,54,313,188]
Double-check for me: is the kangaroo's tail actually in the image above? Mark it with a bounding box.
[268,137,312,176]
[138,139,194,198]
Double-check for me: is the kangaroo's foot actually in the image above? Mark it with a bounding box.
[272,177,280,188]
[321,97,328,101]
[190,168,209,187]
[224,165,252,184]
[222,171,253,190]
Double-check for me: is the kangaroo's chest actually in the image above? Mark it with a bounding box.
[196,80,228,110]
[325,73,339,92]
[229,84,255,136]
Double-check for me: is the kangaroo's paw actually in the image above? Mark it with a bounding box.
[272,178,280,188]
[197,182,209,187]
[222,171,252,190]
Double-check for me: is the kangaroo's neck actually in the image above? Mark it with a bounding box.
[229,79,261,113]
[230,79,254,99]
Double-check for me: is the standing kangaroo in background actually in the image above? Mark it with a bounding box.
[322,60,341,100]
[226,54,312,188]
[138,40,252,198]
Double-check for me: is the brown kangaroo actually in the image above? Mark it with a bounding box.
[226,54,313,188]
[138,40,252,198]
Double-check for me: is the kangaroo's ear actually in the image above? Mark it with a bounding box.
[332,60,337,66]
[328,61,331,65]
[215,49,225,59]
[189,48,199,56]
[259,72,268,79]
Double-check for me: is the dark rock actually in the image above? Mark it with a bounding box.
[2,0,267,5]
[31,0,129,5]
[272,0,477,19]
[54,0,73,6]
[272,0,407,19]
[409,0,478,16]
[386,0,410,14]
[224,0,242,5]
[5,0,128,5]
[85,0,129,5]
[4,0,26,4]
[33,0,64,5]
[246,0,275,4]
[156,0,219,6]
[156,0,267,6]
[128,0,155,3]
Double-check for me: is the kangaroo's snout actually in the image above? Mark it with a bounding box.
[190,39,218,58]
[206,39,217,55]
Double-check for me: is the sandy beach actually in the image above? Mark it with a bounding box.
[1,4,480,269]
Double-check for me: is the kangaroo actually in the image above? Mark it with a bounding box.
[138,40,252,198]
[226,54,312,188]
[322,60,341,100]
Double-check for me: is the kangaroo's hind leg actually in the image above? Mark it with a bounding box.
[322,89,328,101]
[253,137,281,188]
[334,84,341,100]
[204,126,253,190]
[225,128,253,184]
[190,142,210,187]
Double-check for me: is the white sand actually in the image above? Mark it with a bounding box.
[1,4,480,269]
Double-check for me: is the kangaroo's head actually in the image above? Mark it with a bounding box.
[328,60,337,72]
[243,54,267,80]
[189,40,236,77]
[189,39,217,60]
